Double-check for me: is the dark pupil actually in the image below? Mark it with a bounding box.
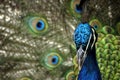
[52,58,56,63]
[37,22,42,28]
[76,4,80,10]
[94,25,97,28]
[71,75,75,80]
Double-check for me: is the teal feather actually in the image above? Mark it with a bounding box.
[0,0,120,80]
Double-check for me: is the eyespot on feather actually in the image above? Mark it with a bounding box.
[24,15,48,35]
[89,19,102,32]
[69,0,81,18]
[41,51,63,70]
[65,70,76,80]
[28,17,48,34]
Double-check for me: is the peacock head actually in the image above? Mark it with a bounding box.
[73,22,98,51]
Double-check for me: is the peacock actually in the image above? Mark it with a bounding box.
[73,22,102,80]
[0,0,120,80]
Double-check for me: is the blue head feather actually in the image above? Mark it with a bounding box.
[73,23,92,49]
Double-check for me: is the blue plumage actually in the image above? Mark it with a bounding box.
[73,23,102,80]
[74,23,91,49]
[78,46,102,80]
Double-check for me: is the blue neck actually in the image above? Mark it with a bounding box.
[82,46,99,71]
[78,46,101,80]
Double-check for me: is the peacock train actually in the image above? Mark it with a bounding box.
[0,0,120,80]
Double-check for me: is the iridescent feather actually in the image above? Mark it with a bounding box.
[0,0,120,80]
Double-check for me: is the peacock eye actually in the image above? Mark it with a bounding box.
[89,19,102,32]
[65,70,75,80]
[68,0,81,18]
[71,0,81,13]
[51,56,59,64]
[75,4,82,13]
[36,20,45,30]
[41,52,63,70]
[94,25,98,29]
[27,17,48,35]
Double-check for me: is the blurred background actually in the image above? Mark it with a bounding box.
[0,0,119,80]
